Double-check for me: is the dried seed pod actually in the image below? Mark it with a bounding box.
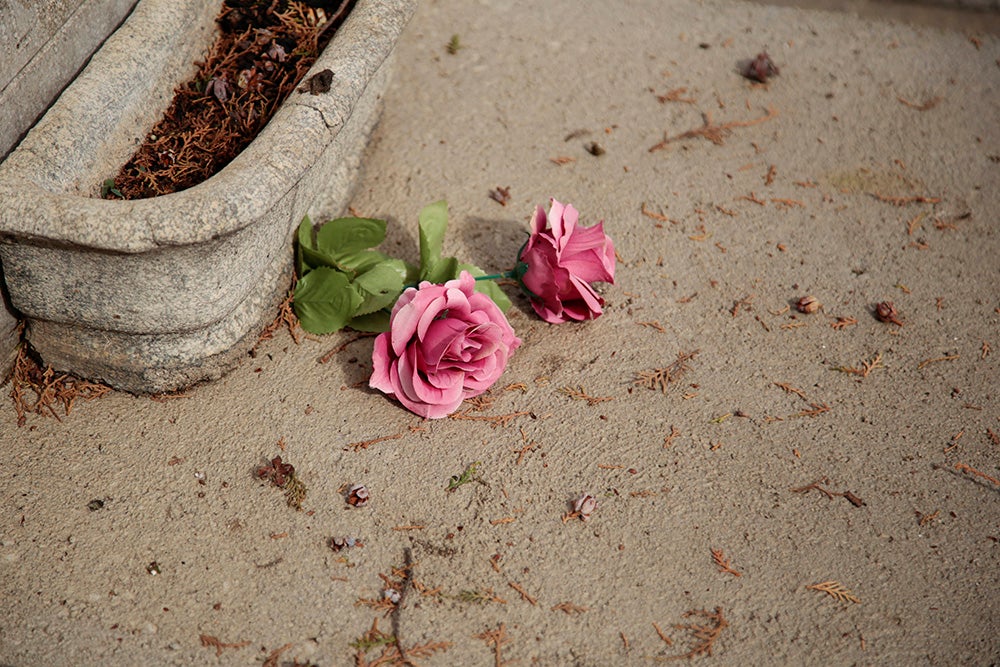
[795,295,821,314]
[573,493,597,521]
[742,51,779,83]
[874,301,904,326]
[327,536,361,552]
[347,484,370,507]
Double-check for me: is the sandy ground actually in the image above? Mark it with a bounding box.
[2,1,999,665]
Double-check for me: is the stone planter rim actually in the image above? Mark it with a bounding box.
[0,0,404,253]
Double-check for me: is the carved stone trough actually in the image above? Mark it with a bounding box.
[0,0,415,393]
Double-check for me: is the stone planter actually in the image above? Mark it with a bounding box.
[0,0,416,393]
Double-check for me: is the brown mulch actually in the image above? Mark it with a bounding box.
[106,0,352,200]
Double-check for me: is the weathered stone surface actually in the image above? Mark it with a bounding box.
[0,0,415,393]
[0,0,138,159]
[0,283,17,383]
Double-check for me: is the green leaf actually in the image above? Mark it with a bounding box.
[301,244,344,272]
[348,311,391,333]
[312,217,391,274]
[316,217,387,258]
[422,255,458,284]
[403,261,421,285]
[418,200,449,279]
[353,260,405,316]
[296,216,315,275]
[458,263,512,312]
[293,267,363,334]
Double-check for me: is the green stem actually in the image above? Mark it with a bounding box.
[404,268,520,291]
[474,269,518,282]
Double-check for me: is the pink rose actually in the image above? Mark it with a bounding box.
[370,271,521,419]
[517,199,615,323]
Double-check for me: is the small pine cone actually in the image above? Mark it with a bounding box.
[347,484,370,507]
[795,296,821,314]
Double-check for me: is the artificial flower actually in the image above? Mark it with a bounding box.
[517,199,615,323]
[370,271,521,418]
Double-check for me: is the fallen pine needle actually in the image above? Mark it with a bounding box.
[641,202,671,223]
[475,623,511,667]
[791,402,830,418]
[551,601,589,614]
[656,607,728,661]
[944,429,964,453]
[653,622,674,646]
[897,95,942,111]
[346,432,405,452]
[319,332,377,363]
[807,580,860,604]
[711,548,742,577]
[508,581,538,606]
[557,385,614,406]
[773,381,808,401]
[955,462,1000,486]
[490,517,517,525]
[450,410,531,428]
[649,106,778,151]
[771,198,805,208]
[832,352,883,378]
[869,192,941,206]
[830,316,858,330]
[918,509,940,526]
[199,634,251,657]
[917,354,960,370]
[262,643,293,667]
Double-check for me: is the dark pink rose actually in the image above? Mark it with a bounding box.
[517,199,615,323]
[370,272,521,419]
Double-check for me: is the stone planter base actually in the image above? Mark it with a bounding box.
[0,0,415,393]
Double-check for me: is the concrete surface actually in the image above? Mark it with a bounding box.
[1,0,998,665]
[0,0,415,393]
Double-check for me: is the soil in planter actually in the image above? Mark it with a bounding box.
[104,0,353,200]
